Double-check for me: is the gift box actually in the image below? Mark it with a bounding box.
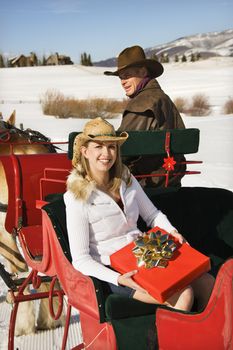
[110,226,211,303]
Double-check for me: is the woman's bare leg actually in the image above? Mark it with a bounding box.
[191,273,215,310]
[133,285,194,312]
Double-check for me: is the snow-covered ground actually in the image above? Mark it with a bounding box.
[0,57,233,349]
[1,57,233,191]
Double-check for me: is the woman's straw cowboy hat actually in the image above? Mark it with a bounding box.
[72,117,128,167]
[104,45,164,78]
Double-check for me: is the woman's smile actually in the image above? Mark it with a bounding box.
[81,140,117,175]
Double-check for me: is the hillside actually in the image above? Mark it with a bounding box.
[94,28,233,67]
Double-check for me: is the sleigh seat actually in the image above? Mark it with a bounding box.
[42,187,233,349]
[39,128,232,349]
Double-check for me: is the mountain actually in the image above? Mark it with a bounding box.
[94,29,233,67]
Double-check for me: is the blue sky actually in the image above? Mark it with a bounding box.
[0,0,232,63]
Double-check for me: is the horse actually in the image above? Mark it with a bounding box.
[0,111,65,336]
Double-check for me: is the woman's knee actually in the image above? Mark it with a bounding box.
[192,273,215,298]
[181,285,194,310]
[166,285,194,311]
[133,285,195,311]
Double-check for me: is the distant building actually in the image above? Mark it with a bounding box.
[9,53,38,67]
[10,55,27,67]
[8,52,73,67]
[45,53,73,66]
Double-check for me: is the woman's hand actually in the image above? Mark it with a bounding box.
[170,229,189,245]
[117,270,148,294]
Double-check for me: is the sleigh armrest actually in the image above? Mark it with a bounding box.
[20,225,43,261]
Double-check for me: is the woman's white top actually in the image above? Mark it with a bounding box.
[64,175,176,286]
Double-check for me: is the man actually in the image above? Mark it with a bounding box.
[104,45,186,188]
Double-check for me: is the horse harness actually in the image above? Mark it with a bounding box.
[0,120,57,213]
[0,120,57,152]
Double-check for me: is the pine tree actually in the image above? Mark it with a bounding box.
[80,52,86,65]
[42,55,46,66]
[190,53,196,62]
[30,52,38,66]
[81,52,93,66]
[151,53,159,61]
[7,58,12,67]
[196,52,201,61]
[87,54,93,66]
[160,53,165,63]
[181,54,187,62]
[0,54,5,68]
[165,54,169,63]
[160,53,169,63]
[175,54,179,62]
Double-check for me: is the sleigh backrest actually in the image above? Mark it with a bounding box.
[69,128,201,189]
[68,128,200,158]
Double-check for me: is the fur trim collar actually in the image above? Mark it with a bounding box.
[66,168,96,201]
[67,165,131,202]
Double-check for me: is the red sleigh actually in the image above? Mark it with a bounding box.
[0,128,232,349]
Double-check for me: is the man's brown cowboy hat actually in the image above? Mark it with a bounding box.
[104,45,164,78]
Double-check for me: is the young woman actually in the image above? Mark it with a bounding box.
[64,117,214,311]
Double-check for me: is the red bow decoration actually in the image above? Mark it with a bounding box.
[162,156,176,171]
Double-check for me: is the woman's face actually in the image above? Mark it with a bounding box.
[118,66,147,97]
[81,141,117,175]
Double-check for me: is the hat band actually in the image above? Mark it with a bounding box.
[88,133,115,138]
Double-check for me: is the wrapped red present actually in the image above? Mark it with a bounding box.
[110,226,211,303]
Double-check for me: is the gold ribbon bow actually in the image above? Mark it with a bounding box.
[132,230,177,268]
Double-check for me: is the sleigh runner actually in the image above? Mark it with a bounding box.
[0,127,232,349]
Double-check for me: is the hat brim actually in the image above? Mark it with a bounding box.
[104,59,164,78]
[75,131,128,146]
[87,131,128,144]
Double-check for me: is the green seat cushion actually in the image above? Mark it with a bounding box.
[111,313,157,350]
[105,294,157,321]
[148,187,233,275]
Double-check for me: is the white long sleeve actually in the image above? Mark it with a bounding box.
[64,175,176,286]
[64,191,121,285]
